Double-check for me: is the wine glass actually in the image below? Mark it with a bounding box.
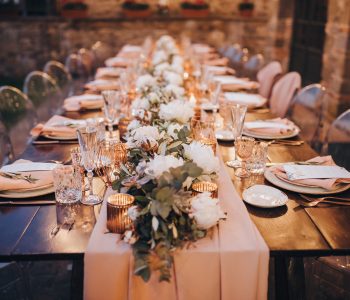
[102,90,121,139]
[234,137,255,178]
[193,120,217,154]
[77,127,102,205]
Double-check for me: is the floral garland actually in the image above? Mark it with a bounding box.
[112,35,225,282]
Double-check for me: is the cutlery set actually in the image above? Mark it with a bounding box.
[297,194,350,207]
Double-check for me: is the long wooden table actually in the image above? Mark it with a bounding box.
[1,109,350,299]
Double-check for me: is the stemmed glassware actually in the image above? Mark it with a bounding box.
[193,120,217,154]
[77,126,102,205]
[234,136,255,178]
[102,90,121,139]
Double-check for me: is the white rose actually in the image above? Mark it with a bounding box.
[128,206,139,221]
[183,141,219,174]
[145,154,184,178]
[159,100,194,124]
[191,192,225,229]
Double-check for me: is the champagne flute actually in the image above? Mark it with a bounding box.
[102,90,121,139]
[77,127,102,205]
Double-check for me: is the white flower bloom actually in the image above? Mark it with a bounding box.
[131,125,160,143]
[191,192,225,230]
[153,62,171,76]
[128,206,139,221]
[183,141,219,174]
[123,230,136,244]
[163,71,183,86]
[172,55,184,67]
[145,154,184,178]
[167,123,185,139]
[132,97,150,110]
[136,74,157,91]
[127,119,141,132]
[147,92,161,104]
[159,100,194,124]
[152,50,168,65]
[164,84,185,98]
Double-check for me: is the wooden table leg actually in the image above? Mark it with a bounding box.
[70,259,84,300]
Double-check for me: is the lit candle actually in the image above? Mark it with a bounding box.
[189,93,197,105]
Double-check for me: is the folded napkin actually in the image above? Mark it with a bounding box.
[120,45,142,53]
[63,94,103,112]
[244,118,298,136]
[31,115,79,138]
[95,67,123,79]
[271,156,350,190]
[105,57,132,68]
[192,43,215,54]
[85,79,119,92]
[205,66,236,75]
[0,159,54,192]
[214,76,259,91]
[224,92,266,107]
[204,57,229,67]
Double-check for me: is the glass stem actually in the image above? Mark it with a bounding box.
[87,171,94,196]
[108,122,113,137]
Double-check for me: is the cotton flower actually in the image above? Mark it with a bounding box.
[131,125,160,144]
[132,97,150,110]
[183,141,219,174]
[159,100,194,124]
[128,206,139,221]
[190,192,225,230]
[163,71,183,86]
[167,123,185,139]
[164,84,185,98]
[136,74,157,91]
[145,154,184,178]
[152,50,168,65]
[127,119,141,132]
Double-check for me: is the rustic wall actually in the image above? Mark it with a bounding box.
[322,0,350,117]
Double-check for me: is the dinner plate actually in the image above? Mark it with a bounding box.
[0,184,55,199]
[243,121,300,140]
[215,130,235,141]
[243,185,289,208]
[264,168,350,195]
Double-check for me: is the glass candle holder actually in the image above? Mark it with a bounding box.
[192,181,218,198]
[118,117,131,141]
[107,193,135,234]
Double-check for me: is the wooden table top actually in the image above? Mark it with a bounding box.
[1,109,350,261]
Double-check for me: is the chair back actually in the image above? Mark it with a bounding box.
[91,41,113,67]
[65,53,88,78]
[224,44,241,59]
[230,48,249,75]
[23,71,59,107]
[0,120,13,166]
[243,54,265,79]
[324,109,350,169]
[0,86,37,157]
[269,72,301,118]
[288,84,326,150]
[78,48,95,76]
[43,60,72,89]
[257,61,283,98]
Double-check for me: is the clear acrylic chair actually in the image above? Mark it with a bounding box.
[0,119,13,166]
[43,60,72,97]
[323,109,350,169]
[242,54,265,80]
[224,43,241,60]
[0,86,38,157]
[257,61,283,99]
[91,41,113,67]
[78,48,95,77]
[229,47,249,76]
[288,84,326,151]
[269,72,301,118]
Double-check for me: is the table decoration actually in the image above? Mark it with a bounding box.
[107,193,135,233]
[192,181,218,198]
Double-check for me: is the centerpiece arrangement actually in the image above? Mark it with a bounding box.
[111,36,225,282]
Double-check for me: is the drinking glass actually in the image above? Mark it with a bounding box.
[248,142,269,175]
[102,90,121,139]
[77,127,102,205]
[234,137,255,178]
[194,120,217,154]
[53,165,82,204]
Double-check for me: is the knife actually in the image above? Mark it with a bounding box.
[0,200,56,206]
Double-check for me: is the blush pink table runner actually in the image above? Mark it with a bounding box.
[84,158,269,300]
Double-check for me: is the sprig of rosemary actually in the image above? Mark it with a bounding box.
[0,172,39,184]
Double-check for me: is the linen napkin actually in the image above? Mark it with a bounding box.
[105,56,132,68]
[214,75,259,91]
[95,67,123,79]
[0,159,54,192]
[204,57,229,67]
[63,94,103,112]
[205,66,236,75]
[244,118,298,136]
[31,115,79,139]
[84,79,119,92]
[271,156,350,190]
[224,92,266,107]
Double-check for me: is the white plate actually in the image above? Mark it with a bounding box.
[0,185,55,199]
[243,127,300,140]
[42,134,77,141]
[215,130,235,141]
[243,184,288,208]
[264,168,350,195]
